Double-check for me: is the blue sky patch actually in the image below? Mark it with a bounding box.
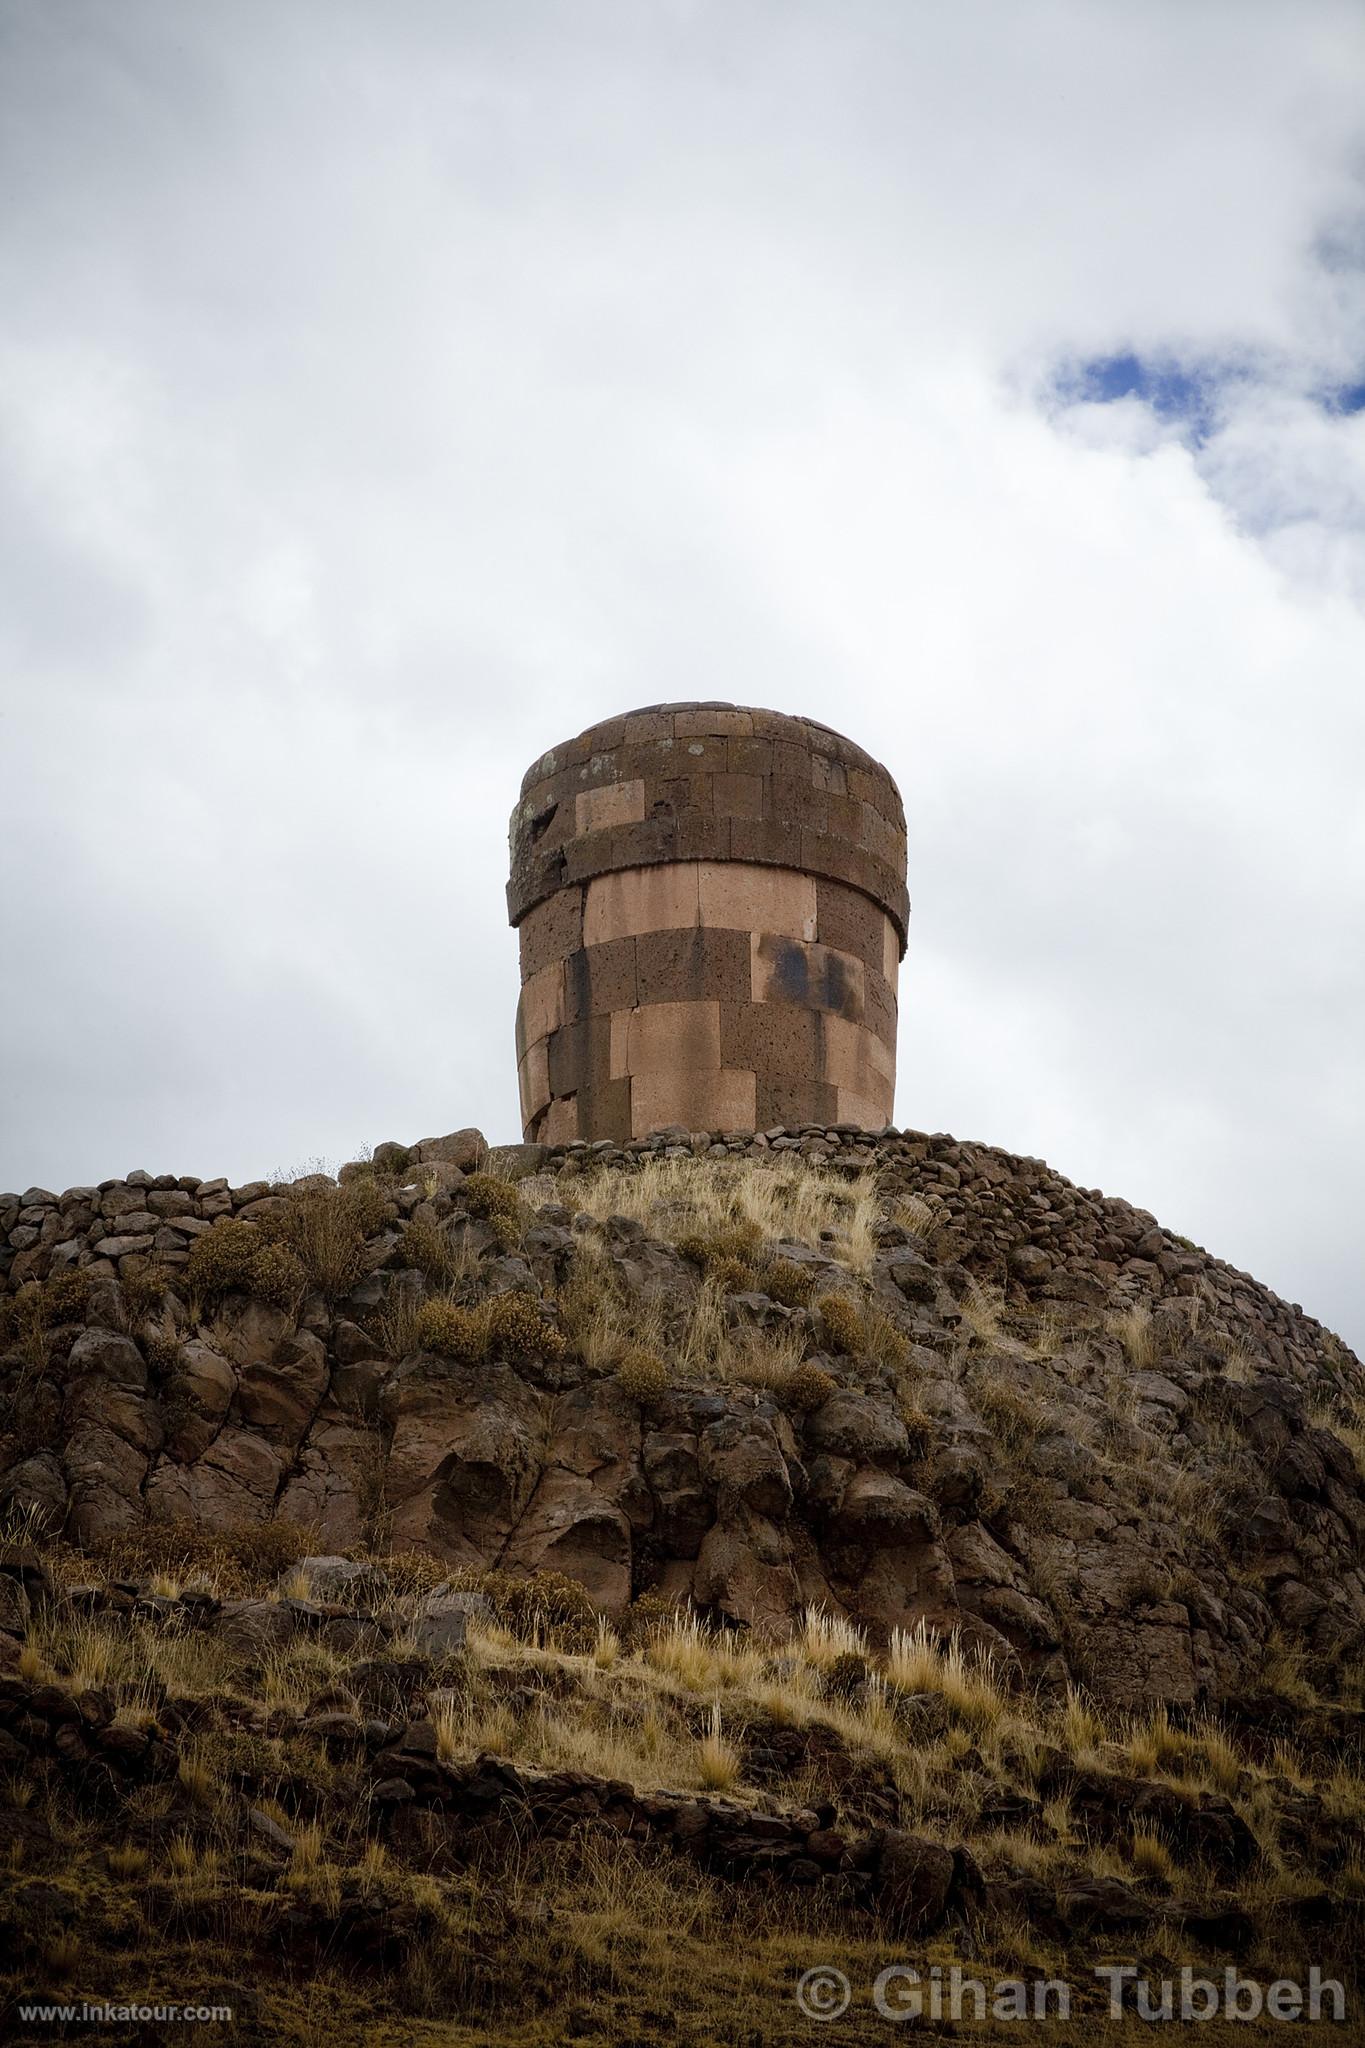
[1058,351,1225,444]
[1055,349,1365,440]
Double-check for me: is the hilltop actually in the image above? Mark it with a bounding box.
[1,1123,1362,2041]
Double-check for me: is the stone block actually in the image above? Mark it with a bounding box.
[728,814,804,870]
[758,1074,839,1127]
[542,1096,580,1145]
[564,938,638,1022]
[624,709,675,745]
[864,965,898,1051]
[815,877,883,970]
[711,771,763,819]
[883,911,901,980]
[625,1000,722,1077]
[720,1000,820,1077]
[631,1066,756,1137]
[518,888,584,978]
[575,778,645,837]
[516,960,565,1057]
[584,862,701,944]
[810,751,849,794]
[696,861,816,941]
[518,1040,551,1124]
[635,926,750,1008]
[675,707,753,737]
[750,933,865,1024]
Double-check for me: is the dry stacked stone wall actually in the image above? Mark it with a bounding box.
[507,703,908,1143]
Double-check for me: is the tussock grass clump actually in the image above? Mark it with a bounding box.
[862,1303,910,1370]
[887,1621,1005,1729]
[697,1702,740,1791]
[646,1614,763,1693]
[969,1362,1044,1448]
[800,1608,867,1670]
[897,1397,933,1454]
[1108,1303,1157,1370]
[1128,1829,1177,1882]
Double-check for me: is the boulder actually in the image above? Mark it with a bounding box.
[805,1392,910,1467]
[873,1831,957,1933]
[828,1470,939,1546]
[284,1556,391,1609]
[412,1129,488,1171]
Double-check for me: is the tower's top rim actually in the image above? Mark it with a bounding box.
[507,701,908,949]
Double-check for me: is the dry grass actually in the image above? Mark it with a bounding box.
[697,1703,740,1790]
[1108,1302,1157,1369]
[886,1621,1006,1729]
[800,1607,866,1669]
[555,1154,882,1275]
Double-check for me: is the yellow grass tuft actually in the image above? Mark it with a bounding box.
[696,1703,740,1791]
[886,1621,1005,1728]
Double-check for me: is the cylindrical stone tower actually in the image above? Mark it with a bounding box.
[507,703,908,1144]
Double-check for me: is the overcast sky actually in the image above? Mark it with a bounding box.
[2,1,1363,1347]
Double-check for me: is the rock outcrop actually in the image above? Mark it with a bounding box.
[2,1122,1363,1714]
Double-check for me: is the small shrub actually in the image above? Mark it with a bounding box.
[817,1292,863,1354]
[619,1590,675,1648]
[143,1325,182,1375]
[677,1221,762,1275]
[615,1345,670,1404]
[783,1361,836,1414]
[414,1298,489,1363]
[186,1221,270,1310]
[898,1398,933,1454]
[247,1242,306,1311]
[1,1269,94,1349]
[399,1218,467,1291]
[823,1649,870,1700]
[762,1257,816,1307]
[265,1178,388,1300]
[709,1255,756,1294]
[476,1568,598,1651]
[187,1221,304,1315]
[36,1269,94,1328]
[120,1265,172,1320]
[92,1515,312,1596]
[487,1290,565,1364]
[460,1173,524,1254]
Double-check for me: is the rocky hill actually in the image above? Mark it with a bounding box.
[1,1123,1362,2041]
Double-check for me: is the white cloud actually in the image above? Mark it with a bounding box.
[1,0,1363,1343]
